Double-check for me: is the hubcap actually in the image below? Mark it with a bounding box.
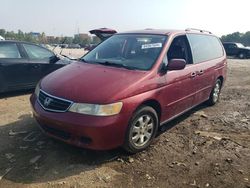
[213,82,220,102]
[131,115,154,147]
[239,53,244,59]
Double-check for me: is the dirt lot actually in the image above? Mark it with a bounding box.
[53,48,87,59]
[0,59,249,188]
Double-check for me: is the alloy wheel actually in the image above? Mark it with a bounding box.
[131,115,154,147]
[239,53,245,59]
[213,82,221,102]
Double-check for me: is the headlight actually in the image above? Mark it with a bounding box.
[34,82,40,97]
[69,102,123,116]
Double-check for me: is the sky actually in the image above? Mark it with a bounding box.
[0,0,249,37]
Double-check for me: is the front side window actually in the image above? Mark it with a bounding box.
[228,44,237,48]
[187,34,223,64]
[0,43,21,58]
[167,35,192,64]
[23,44,54,60]
[82,34,167,70]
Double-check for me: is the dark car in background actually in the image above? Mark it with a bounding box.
[0,40,70,93]
[223,42,250,59]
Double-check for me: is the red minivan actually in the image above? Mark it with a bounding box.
[30,28,227,153]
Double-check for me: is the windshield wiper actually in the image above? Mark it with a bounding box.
[60,54,78,60]
[96,61,135,70]
[80,58,88,63]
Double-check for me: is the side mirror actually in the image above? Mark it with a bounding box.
[49,55,59,63]
[167,59,186,71]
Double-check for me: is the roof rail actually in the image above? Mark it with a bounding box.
[185,28,212,34]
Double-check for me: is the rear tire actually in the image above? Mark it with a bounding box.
[123,106,158,153]
[207,79,222,106]
[238,52,246,59]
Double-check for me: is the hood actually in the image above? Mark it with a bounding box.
[40,62,154,104]
[243,46,250,50]
[239,46,250,52]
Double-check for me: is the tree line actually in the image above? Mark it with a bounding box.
[221,31,250,46]
[0,29,100,46]
[1,29,250,46]
[0,29,43,43]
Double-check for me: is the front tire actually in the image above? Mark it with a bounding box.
[238,52,246,59]
[123,106,158,153]
[207,79,222,106]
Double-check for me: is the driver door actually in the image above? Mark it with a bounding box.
[227,43,238,56]
[161,35,196,120]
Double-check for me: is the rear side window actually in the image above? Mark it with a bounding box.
[187,34,223,64]
[23,44,54,60]
[0,43,21,58]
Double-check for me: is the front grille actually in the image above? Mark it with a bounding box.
[80,136,92,144]
[41,124,71,140]
[38,90,73,112]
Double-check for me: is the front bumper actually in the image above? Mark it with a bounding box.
[30,94,131,150]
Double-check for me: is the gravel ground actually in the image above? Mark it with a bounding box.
[0,59,249,188]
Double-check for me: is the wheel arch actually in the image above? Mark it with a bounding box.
[133,99,162,123]
[217,75,224,86]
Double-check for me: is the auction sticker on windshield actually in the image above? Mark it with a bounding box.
[141,43,162,49]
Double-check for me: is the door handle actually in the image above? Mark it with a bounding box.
[197,70,204,75]
[191,72,196,78]
[33,65,40,69]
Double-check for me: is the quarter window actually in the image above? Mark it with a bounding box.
[23,44,54,60]
[0,43,21,58]
[187,34,223,64]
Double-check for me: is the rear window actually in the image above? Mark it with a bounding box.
[0,43,21,58]
[187,34,223,64]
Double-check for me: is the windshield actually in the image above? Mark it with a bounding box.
[236,43,245,48]
[82,34,167,70]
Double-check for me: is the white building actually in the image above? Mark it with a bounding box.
[0,35,5,41]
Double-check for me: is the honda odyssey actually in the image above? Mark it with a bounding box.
[30,28,227,153]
